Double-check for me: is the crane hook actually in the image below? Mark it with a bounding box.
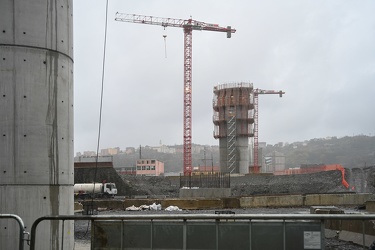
[163,34,167,58]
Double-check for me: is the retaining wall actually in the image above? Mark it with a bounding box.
[240,193,373,208]
[77,193,374,211]
[304,193,373,206]
[240,195,304,208]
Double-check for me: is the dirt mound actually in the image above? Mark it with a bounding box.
[231,170,349,196]
[118,169,373,198]
[120,175,179,197]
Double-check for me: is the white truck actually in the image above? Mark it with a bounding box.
[74,182,117,199]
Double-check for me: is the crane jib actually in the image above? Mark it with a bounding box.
[115,12,236,175]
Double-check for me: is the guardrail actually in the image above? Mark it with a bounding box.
[0,214,29,250]
[29,213,375,250]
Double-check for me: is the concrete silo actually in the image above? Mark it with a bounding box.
[213,83,254,174]
[0,0,74,248]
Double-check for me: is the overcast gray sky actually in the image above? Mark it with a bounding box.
[73,0,375,153]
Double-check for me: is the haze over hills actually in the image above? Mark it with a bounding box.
[75,135,375,173]
[264,135,375,169]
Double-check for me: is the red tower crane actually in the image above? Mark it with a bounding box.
[252,89,285,173]
[115,13,236,175]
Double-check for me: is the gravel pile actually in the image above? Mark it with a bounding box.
[119,170,356,198]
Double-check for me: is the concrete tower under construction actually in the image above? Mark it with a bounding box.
[213,83,254,174]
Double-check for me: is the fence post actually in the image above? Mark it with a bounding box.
[0,214,27,250]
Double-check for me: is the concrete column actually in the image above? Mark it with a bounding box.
[237,137,249,174]
[219,138,228,172]
[0,0,74,249]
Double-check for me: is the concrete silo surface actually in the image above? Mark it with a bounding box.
[213,82,254,174]
[0,1,74,249]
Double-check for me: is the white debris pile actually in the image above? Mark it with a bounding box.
[125,205,141,211]
[165,206,182,211]
[125,203,161,211]
[149,203,162,211]
[125,203,182,211]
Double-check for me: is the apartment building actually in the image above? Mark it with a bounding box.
[136,159,164,176]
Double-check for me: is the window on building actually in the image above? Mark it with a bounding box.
[151,166,155,170]
[151,160,155,164]
[142,166,145,170]
[137,166,141,170]
[146,166,150,170]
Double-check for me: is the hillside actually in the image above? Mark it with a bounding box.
[264,135,375,169]
[75,135,375,172]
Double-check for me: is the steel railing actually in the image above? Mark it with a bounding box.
[0,214,29,250]
[28,213,375,250]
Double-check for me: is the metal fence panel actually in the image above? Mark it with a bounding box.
[122,222,151,249]
[30,214,375,250]
[153,223,183,249]
[251,222,285,250]
[218,223,250,250]
[92,220,323,250]
[93,221,122,249]
[186,223,217,249]
[286,222,322,249]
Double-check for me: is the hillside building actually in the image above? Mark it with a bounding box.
[136,159,164,176]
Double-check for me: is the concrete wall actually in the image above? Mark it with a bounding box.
[218,136,249,174]
[240,195,304,208]
[237,137,249,174]
[80,193,374,212]
[240,193,374,208]
[0,1,74,248]
[366,200,375,213]
[219,138,228,172]
[304,193,374,206]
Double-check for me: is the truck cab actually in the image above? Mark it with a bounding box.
[103,183,117,197]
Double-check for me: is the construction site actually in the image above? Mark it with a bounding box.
[1,1,375,250]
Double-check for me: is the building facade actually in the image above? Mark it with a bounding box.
[136,159,164,176]
[263,151,286,173]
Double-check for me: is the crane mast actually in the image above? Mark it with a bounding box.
[115,13,236,175]
[252,89,285,173]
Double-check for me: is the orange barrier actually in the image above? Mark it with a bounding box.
[274,164,350,189]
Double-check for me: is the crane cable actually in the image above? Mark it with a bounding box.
[93,0,109,195]
[75,0,109,243]
[162,26,168,58]
[163,34,167,58]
